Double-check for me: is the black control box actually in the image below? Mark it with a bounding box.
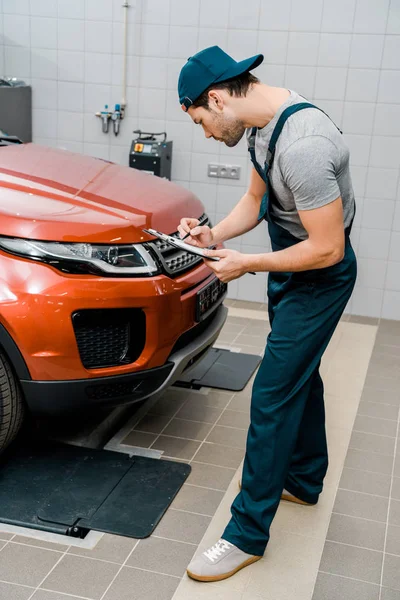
[129,130,173,180]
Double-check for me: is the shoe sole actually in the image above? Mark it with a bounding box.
[187,555,262,582]
[238,481,315,506]
[280,492,315,506]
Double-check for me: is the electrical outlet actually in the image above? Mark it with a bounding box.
[208,163,241,180]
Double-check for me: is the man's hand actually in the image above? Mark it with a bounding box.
[202,248,250,283]
[178,218,214,248]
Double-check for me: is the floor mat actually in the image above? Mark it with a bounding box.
[0,441,190,539]
[175,348,261,391]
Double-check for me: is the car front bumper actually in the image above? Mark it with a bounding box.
[21,305,228,414]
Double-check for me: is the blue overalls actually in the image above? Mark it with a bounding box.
[222,103,357,557]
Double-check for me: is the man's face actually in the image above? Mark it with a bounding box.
[188,104,246,148]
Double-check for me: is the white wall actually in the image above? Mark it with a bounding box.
[1,0,400,317]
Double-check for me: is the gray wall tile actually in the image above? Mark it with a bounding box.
[349,34,385,69]
[290,0,324,32]
[346,69,380,102]
[319,34,352,67]
[354,0,390,34]
[343,102,375,135]
[387,0,400,34]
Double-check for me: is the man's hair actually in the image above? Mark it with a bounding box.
[192,72,259,109]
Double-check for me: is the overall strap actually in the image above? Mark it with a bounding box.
[248,126,266,181]
[268,103,315,163]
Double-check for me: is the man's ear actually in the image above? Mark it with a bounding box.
[208,90,224,111]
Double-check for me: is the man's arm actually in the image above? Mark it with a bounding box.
[243,196,345,272]
[203,197,345,282]
[210,168,267,243]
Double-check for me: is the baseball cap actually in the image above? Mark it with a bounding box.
[178,46,264,111]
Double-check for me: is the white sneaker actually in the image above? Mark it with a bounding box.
[187,539,261,582]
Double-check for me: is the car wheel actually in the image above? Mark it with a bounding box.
[0,351,25,454]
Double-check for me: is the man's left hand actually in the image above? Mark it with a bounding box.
[202,248,250,283]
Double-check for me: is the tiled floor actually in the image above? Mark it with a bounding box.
[313,318,400,600]
[0,302,399,600]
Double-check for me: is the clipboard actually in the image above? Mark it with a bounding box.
[143,228,220,261]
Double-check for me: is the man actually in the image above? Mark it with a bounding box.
[177,46,357,583]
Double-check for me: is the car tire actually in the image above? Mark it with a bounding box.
[0,351,25,454]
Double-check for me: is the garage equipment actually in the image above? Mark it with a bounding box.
[0,440,190,539]
[129,130,173,179]
[0,81,32,142]
[176,348,261,392]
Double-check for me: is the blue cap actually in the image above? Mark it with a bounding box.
[178,46,263,111]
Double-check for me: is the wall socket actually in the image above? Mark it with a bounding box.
[208,163,241,180]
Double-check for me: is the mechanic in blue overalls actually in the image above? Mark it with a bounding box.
[178,46,357,582]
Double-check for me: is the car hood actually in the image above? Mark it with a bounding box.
[0,144,204,243]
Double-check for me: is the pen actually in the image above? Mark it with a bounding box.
[181,215,209,240]
[180,217,256,276]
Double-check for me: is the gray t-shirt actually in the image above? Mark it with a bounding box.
[247,90,355,240]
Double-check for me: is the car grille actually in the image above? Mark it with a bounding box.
[72,309,146,369]
[147,213,210,277]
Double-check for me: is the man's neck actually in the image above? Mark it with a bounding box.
[240,85,291,129]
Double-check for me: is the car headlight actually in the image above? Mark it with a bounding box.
[0,237,160,276]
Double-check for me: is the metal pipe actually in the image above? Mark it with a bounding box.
[121,1,130,114]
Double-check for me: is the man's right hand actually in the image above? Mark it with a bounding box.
[178,218,214,248]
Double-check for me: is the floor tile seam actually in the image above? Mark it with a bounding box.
[337,486,393,500]
[190,461,237,472]
[122,564,181,579]
[64,551,133,566]
[0,578,36,590]
[0,540,10,554]
[212,419,248,432]
[375,344,400,353]
[157,436,246,457]
[136,418,248,433]
[378,393,400,597]
[359,400,400,409]
[36,588,93,600]
[325,536,385,554]
[385,550,400,559]
[27,543,71,600]
[183,482,231,493]
[365,370,399,382]
[356,413,400,424]
[98,539,140,600]
[189,388,247,465]
[7,540,66,554]
[341,466,398,478]
[318,569,381,587]
[151,535,197,547]
[168,506,216,519]
[148,396,197,452]
[332,511,388,526]
[361,389,400,403]
[356,411,400,423]
[348,443,396,457]
[351,430,397,440]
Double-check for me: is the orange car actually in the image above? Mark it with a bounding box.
[0,143,227,453]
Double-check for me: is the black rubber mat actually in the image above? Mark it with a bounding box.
[175,348,261,391]
[0,441,190,538]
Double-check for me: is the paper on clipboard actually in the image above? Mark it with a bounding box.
[142,229,220,261]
